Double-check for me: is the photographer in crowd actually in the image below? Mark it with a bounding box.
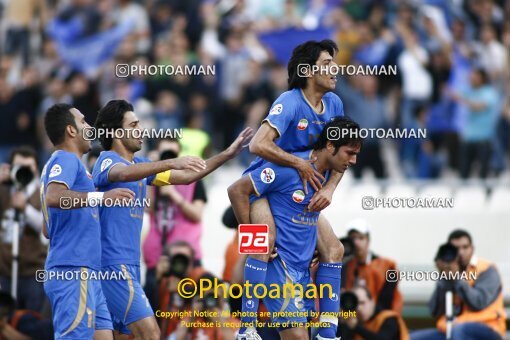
[171,273,239,340]
[0,147,46,312]
[341,219,403,313]
[0,291,53,340]
[339,285,409,340]
[156,240,205,337]
[411,230,506,340]
[143,137,208,307]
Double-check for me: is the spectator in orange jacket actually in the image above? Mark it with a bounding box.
[341,219,403,313]
[411,229,506,340]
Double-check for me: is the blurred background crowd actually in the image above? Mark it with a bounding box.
[0,0,509,179]
[0,0,509,339]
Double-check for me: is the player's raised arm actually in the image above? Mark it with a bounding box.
[169,127,254,185]
[250,122,324,194]
[107,155,207,183]
[45,182,135,209]
[227,176,255,225]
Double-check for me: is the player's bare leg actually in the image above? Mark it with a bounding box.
[126,315,160,340]
[315,215,343,340]
[250,198,276,261]
[237,198,275,339]
[280,327,309,340]
[317,215,344,263]
[94,329,114,340]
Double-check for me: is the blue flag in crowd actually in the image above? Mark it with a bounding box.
[47,19,134,75]
[258,27,334,65]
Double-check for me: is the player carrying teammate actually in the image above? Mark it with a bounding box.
[228,117,362,340]
[238,39,346,340]
[91,100,253,339]
[41,103,135,339]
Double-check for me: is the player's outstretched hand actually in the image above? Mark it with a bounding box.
[104,188,136,202]
[170,156,207,172]
[296,157,325,194]
[225,127,254,158]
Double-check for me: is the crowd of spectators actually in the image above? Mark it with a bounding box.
[0,0,509,338]
[0,0,509,179]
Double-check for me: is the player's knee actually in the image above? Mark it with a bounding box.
[133,319,160,340]
[251,253,270,262]
[335,240,345,262]
[321,240,344,263]
[145,325,160,340]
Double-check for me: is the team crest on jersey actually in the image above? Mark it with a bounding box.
[100,158,112,172]
[260,168,275,184]
[49,164,62,178]
[297,119,308,130]
[269,104,283,115]
[292,190,305,203]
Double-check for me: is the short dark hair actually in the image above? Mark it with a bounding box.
[9,146,39,169]
[44,103,76,146]
[94,100,134,150]
[312,116,362,155]
[448,229,472,245]
[288,39,338,90]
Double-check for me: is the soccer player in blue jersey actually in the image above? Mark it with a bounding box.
[238,40,347,339]
[91,100,253,339]
[228,117,362,340]
[41,103,136,339]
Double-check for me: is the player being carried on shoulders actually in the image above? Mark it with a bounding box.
[234,39,348,340]
[229,117,362,340]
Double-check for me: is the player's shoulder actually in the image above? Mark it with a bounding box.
[93,151,123,174]
[252,158,298,183]
[323,91,344,105]
[269,89,300,114]
[51,150,79,164]
[48,150,80,173]
[134,155,151,164]
[275,88,301,102]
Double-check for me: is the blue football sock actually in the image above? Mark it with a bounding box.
[316,262,342,339]
[239,257,268,333]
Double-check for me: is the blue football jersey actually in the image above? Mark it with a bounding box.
[245,88,344,174]
[92,151,156,267]
[41,150,102,270]
[248,150,330,269]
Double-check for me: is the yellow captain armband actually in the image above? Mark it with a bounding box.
[151,170,171,186]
